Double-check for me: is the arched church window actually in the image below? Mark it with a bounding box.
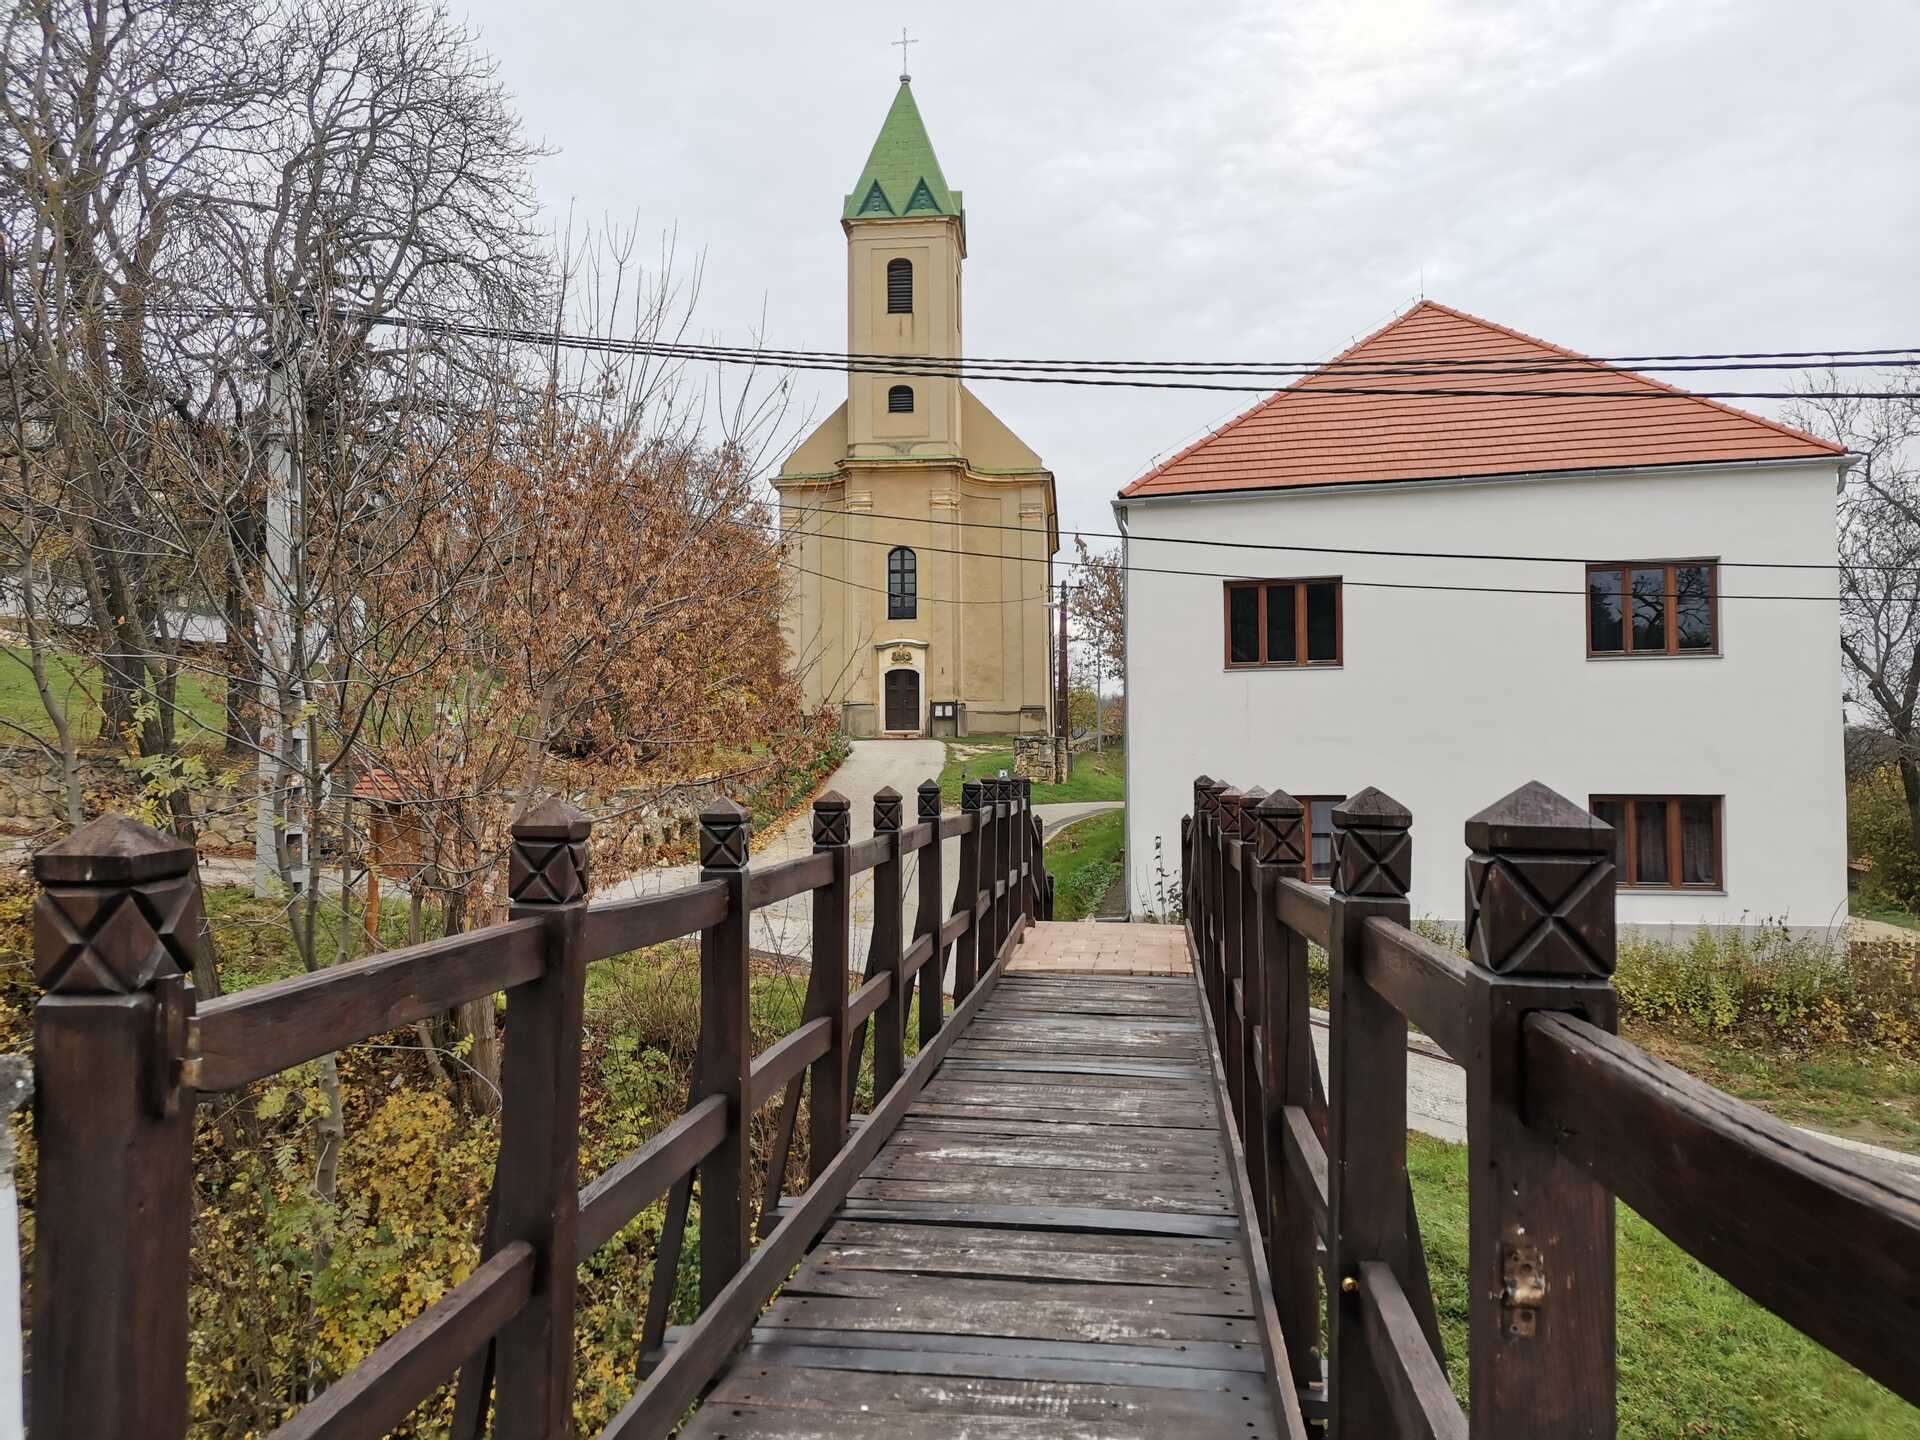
[888,546,917,620]
[887,384,915,413]
[886,258,913,314]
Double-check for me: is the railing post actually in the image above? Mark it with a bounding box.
[1462,782,1619,1439]
[808,791,852,1176]
[1326,788,1415,1440]
[1192,778,1218,1011]
[998,779,1013,960]
[956,780,984,998]
[916,779,945,1045]
[1216,788,1246,1129]
[1013,779,1029,925]
[31,815,199,1439]
[1253,787,1321,1398]
[870,786,906,1096]
[488,797,594,1435]
[1202,777,1229,1009]
[1189,775,1213,935]
[693,796,752,1307]
[1236,786,1268,1227]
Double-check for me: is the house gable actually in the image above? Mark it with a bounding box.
[1119,301,1845,500]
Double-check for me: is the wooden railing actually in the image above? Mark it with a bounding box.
[1185,776,1920,1440]
[27,773,1050,1439]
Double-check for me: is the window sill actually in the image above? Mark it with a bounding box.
[1616,886,1727,897]
[1586,651,1721,662]
[1224,662,1344,673]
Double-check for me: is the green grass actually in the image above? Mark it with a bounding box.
[0,644,227,751]
[1625,1025,1920,1154]
[1046,809,1125,920]
[936,735,1125,808]
[1407,1132,1920,1437]
[1849,894,1920,930]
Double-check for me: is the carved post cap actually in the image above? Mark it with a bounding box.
[1218,788,1245,834]
[700,796,752,870]
[810,790,850,848]
[873,785,903,831]
[31,814,202,995]
[509,797,592,906]
[1239,786,1267,841]
[33,813,191,887]
[961,778,983,811]
[1198,779,1225,821]
[1330,786,1412,900]
[1464,781,1616,978]
[1253,787,1307,870]
[917,778,941,822]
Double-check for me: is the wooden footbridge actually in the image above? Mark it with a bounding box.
[23,775,1920,1438]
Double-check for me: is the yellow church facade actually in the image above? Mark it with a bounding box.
[776,78,1058,738]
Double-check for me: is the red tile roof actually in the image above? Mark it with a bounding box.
[1119,301,1844,499]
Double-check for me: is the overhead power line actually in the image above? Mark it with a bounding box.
[772,498,1882,574]
[138,303,1920,401]
[772,515,1867,603]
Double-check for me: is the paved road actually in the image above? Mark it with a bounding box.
[602,738,947,966]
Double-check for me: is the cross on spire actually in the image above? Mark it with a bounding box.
[894,26,917,81]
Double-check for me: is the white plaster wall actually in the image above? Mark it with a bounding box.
[1119,462,1848,935]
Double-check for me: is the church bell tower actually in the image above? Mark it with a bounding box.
[841,76,965,458]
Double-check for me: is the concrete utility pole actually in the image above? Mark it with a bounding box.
[1056,579,1070,746]
[255,317,308,896]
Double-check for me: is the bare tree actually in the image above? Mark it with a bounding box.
[1789,371,1920,850]
[1069,535,1124,749]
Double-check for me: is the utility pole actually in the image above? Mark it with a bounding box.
[255,314,308,896]
[1056,579,1070,750]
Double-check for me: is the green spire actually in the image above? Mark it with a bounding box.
[842,80,961,222]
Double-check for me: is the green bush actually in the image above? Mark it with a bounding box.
[1849,764,1920,915]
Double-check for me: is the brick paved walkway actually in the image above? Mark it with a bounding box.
[1007,919,1191,976]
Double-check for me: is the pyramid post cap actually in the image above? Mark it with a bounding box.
[1465,781,1611,853]
[812,790,851,811]
[511,796,591,840]
[33,814,192,885]
[1257,787,1305,817]
[917,778,941,793]
[1332,787,1411,830]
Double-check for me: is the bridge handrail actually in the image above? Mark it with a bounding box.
[1185,775,1920,1439]
[26,774,1053,1439]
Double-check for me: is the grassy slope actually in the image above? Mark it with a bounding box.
[1046,809,1125,920]
[938,735,1124,808]
[0,644,227,751]
[1850,894,1920,930]
[1624,1024,1920,1154]
[1408,1133,1920,1438]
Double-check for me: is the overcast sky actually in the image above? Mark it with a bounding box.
[455,0,1919,542]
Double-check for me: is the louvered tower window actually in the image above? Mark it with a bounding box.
[887,385,914,413]
[886,258,913,314]
[887,547,917,619]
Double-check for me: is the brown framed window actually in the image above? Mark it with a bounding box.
[887,546,917,619]
[1224,578,1342,669]
[1586,561,1717,656]
[1589,794,1722,889]
[1301,795,1344,881]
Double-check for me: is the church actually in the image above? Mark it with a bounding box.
[776,75,1059,738]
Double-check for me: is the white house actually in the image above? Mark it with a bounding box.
[1117,301,1851,937]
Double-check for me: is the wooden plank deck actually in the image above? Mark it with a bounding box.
[679,925,1287,1439]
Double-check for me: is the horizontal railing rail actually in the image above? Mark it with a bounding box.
[28,772,1052,1439]
[1185,774,1920,1440]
